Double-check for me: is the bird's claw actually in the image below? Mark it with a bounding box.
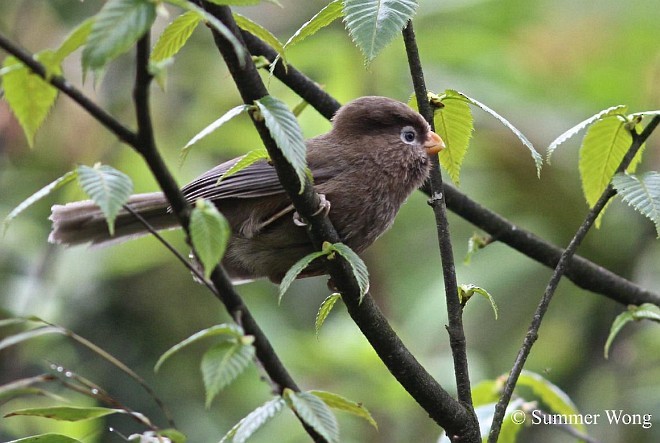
[293,194,331,227]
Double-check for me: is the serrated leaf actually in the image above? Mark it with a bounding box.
[328,243,370,302]
[343,0,418,64]
[255,95,308,192]
[286,390,339,443]
[82,0,157,73]
[278,250,327,303]
[0,326,61,352]
[5,406,120,421]
[151,11,202,63]
[220,397,286,443]
[458,284,498,320]
[155,323,244,372]
[181,104,250,162]
[76,164,133,236]
[457,91,542,176]
[604,303,660,359]
[2,55,60,147]
[3,170,77,232]
[189,198,231,278]
[434,91,474,185]
[233,13,285,64]
[285,0,344,48]
[54,18,95,62]
[315,293,341,338]
[201,341,255,407]
[579,111,641,209]
[310,390,377,429]
[6,434,82,443]
[547,105,627,163]
[218,149,270,184]
[612,172,660,237]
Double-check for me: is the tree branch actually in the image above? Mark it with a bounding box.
[487,115,660,442]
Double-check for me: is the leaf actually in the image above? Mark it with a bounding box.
[463,233,490,265]
[5,406,120,421]
[189,199,231,278]
[612,172,660,237]
[315,293,341,338]
[278,250,327,303]
[82,0,157,73]
[579,111,641,209]
[218,148,270,183]
[151,11,202,63]
[201,341,255,407]
[255,95,308,192]
[0,326,61,352]
[155,323,244,372]
[54,18,95,62]
[285,390,340,443]
[343,0,418,65]
[458,284,498,320]
[310,390,377,429]
[604,303,660,359]
[434,91,474,185]
[220,397,286,443]
[181,104,250,162]
[2,55,60,147]
[328,243,370,302]
[233,13,285,64]
[285,0,344,48]
[546,105,627,163]
[470,379,500,408]
[0,375,65,405]
[6,434,82,443]
[3,170,77,232]
[76,164,133,236]
[457,91,543,176]
[156,429,187,443]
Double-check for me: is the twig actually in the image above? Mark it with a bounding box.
[487,115,660,442]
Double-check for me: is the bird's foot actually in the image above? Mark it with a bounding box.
[293,194,331,227]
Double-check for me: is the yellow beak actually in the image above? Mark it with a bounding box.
[424,131,445,155]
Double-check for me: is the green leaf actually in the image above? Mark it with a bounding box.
[157,429,187,443]
[546,105,627,163]
[5,406,120,421]
[278,250,327,303]
[458,284,498,320]
[285,390,340,443]
[315,293,341,338]
[76,164,133,236]
[604,303,660,359]
[3,170,77,232]
[255,95,308,192]
[343,0,418,65]
[202,341,255,407]
[233,13,285,64]
[151,11,202,63]
[579,110,642,209]
[6,434,82,443]
[328,243,370,302]
[189,199,231,278]
[433,91,474,185]
[155,323,244,372]
[220,397,286,443]
[310,390,377,429]
[0,326,61,352]
[457,91,543,176]
[285,0,344,48]
[612,172,660,237]
[470,379,500,407]
[54,18,95,62]
[181,104,251,162]
[0,375,66,405]
[463,232,490,265]
[2,55,60,147]
[218,148,270,184]
[82,0,157,73]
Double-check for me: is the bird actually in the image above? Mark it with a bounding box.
[49,96,445,283]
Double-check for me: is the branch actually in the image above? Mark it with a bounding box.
[402,20,479,440]
[487,115,660,442]
[203,3,475,439]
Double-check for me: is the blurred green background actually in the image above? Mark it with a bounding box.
[1,0,659,442]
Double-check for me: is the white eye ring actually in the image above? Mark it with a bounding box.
[400,126,417,144]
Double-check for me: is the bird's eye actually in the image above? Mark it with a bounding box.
[400,126,417,144]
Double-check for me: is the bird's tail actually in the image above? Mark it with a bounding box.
[49,192,177,247]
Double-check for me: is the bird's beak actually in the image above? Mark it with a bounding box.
[424,131,445,155]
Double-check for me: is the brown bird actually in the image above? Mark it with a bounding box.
[49,96,444,283]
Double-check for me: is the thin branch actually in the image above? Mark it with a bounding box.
[487,115,660,442]
[402,21,479,441]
